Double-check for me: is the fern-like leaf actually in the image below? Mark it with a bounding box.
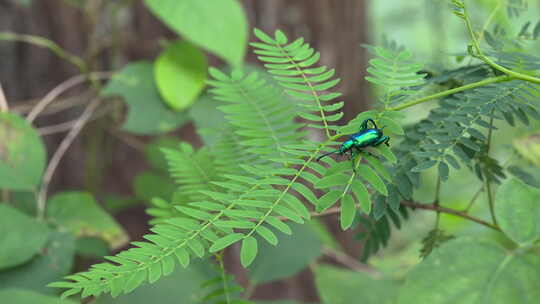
[251,29,344,138]
[365,46,427,105]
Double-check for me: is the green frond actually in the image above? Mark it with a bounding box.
[199,271,244,304]
[357,203,410,262]
[251,29,344,138]
[365,46,427,105]
[208,68,305,162]
[161,142,221,202]
[408,80,540,180]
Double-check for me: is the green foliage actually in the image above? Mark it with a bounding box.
[356,204,410,262]
[0,205,50,269]
[101,62,189,134]
[251,29,343,137]
[144,0,248,66]
[0,113,46,190]
[365,46,427,105]
[399,238,540,304]
[419,229,455,259]
[513,131,540,167]
[495,178,540,245]
[0,232,75,294]
[314,265,398,304]
[247,223,322,284]
[46,192,128,249]
[92,261,217,304]
[0,288,76,304]
[42,2,540,302]
[154,40,207,111]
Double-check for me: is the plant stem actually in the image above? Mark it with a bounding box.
[400,201,500,231]
[216,253,231,304]
[484,115,498,225]
[0,32,87,73]
[434,177,441,228]
[36,98,101,220]
[461,3,540,85]
[386,75,510,111]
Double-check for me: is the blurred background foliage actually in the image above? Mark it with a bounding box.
[1,0,540,303]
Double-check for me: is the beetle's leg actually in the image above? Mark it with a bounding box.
[359,119,369,132]
[366,118,378,129]
[373,135,390,147]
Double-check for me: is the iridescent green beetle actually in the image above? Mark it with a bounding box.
[317,119,390,169]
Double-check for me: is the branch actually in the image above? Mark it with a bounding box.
[38,103,114,136]
[26,72,112,123]
[36,98,102,220]
[460,2,540,85]
[322,246,380,275]
[387,75,510,111]
[400,201,501,231]
[13,91,94,115]
[0,32,87,72]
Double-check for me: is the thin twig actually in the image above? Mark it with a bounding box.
[38,103,114,136]
[36,98,102,220]
[400,201,500,231]
[13,91,94,115]
[434,177,441,228]
[322,247,379,275]
[484,115,498,225]
[0,82,8,112]
[26,72,112,123]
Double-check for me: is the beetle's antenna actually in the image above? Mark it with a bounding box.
[316,150,338,162]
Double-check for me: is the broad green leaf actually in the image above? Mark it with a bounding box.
[188,94,229,145]
[315,265,398,304]
[399,238,540,304]
[240,236,258,267]
[144,0,247,66]
[46,191,128,249]
[0,289,76,304]
[94,261,215,304]
[495,178,540,245]
[0,113,46,190]
[102,62,189,134]
[340,196,356,230]
[75,237,109,258]
[248,223,322,283]
[0,232,75,294]
[133,171,176,202]
[0,205,49,269]
[513,132,540,167]
[155,40,207,110]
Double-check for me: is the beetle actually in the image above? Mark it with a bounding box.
[316,119,390,170]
